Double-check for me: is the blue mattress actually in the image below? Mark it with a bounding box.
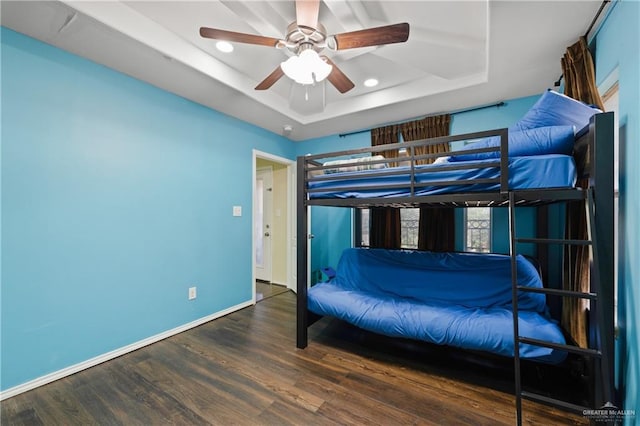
[308,154,576,199]
[308,249,567,364]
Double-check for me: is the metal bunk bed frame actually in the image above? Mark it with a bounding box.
[295,112,615,422]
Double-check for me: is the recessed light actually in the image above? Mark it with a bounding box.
[364,78,379,87]
[216,41,234,53]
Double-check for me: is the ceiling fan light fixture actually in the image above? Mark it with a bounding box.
[280,49,332,85]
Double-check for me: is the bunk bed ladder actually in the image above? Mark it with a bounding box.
[509,188,614,425]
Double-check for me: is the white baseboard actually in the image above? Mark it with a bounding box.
[0,300,253,401]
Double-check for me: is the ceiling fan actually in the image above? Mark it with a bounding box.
[199,0,409,94]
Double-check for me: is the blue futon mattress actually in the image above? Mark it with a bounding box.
[308,249,567,364]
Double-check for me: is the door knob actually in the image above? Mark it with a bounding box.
[264,232,270,237]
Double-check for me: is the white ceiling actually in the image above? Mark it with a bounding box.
[1,1,604,141]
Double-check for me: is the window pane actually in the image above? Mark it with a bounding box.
[400,208,419,249]
[360,208,370,247]
[465,207,491,252]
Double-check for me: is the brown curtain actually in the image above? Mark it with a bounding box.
[370,125,401,249]
[560,37,604,348]
[400,115,451,164]
[563,194,591,348]
[562,36,605,110]
[400,115,454,251]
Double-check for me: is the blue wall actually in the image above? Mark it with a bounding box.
[449,96,539,148]
[0,28,293,391]
[593,1,640,417]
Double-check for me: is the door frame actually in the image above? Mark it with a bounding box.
[255,166,274,283]
[252,150,296,304]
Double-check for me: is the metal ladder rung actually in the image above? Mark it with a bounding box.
[516,286,598,300]
[521,391,591,414]
[518,337,602,358]
[515,237,592,245]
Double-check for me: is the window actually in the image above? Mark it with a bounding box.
[464,207,491,252]
[356,208,420,249]
[358,207,491,251]
[400,208,419,249]
[357,208,370,247]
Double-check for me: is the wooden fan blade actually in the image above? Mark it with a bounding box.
[322,57,355,93]
[255,66,285,90]
[199,27,280,47]
[332,23,410,50]
[295,0,320,29]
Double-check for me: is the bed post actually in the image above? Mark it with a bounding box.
[536,205,559,318]
[589,112,616,407]
[296,156,309,349]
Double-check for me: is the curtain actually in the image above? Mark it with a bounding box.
[561,36,605,110]
[563,195,591,348]
[560,37,604,348]
[400,115,451,165]
[400,115,454,251]
[371,124,401,166]
[370,125,401,249]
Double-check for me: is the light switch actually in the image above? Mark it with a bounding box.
[233,206,242,217]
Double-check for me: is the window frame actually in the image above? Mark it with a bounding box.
[463,207,492,253]
[354,208,368,247]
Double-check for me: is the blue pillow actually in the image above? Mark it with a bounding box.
[511,90,601,132]
[449,125,575,162]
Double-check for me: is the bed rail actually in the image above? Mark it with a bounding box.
[299,127,510,208]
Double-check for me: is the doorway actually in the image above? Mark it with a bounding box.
[252,150,296,303]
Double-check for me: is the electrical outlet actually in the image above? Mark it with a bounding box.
[188,286,197,300]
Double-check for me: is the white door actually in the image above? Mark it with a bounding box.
[255,167,273,282]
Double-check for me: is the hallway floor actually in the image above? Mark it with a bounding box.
[256,281,289,302]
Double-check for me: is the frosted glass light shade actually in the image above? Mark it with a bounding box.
[281,50,332,85]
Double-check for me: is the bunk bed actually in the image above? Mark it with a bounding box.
[295,91,615,422]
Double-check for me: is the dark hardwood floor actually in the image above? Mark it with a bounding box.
[1,292,588,425]
[256,281,289,302]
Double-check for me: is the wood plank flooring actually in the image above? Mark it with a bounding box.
[256,281,289,302]
[1,291,589,425]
